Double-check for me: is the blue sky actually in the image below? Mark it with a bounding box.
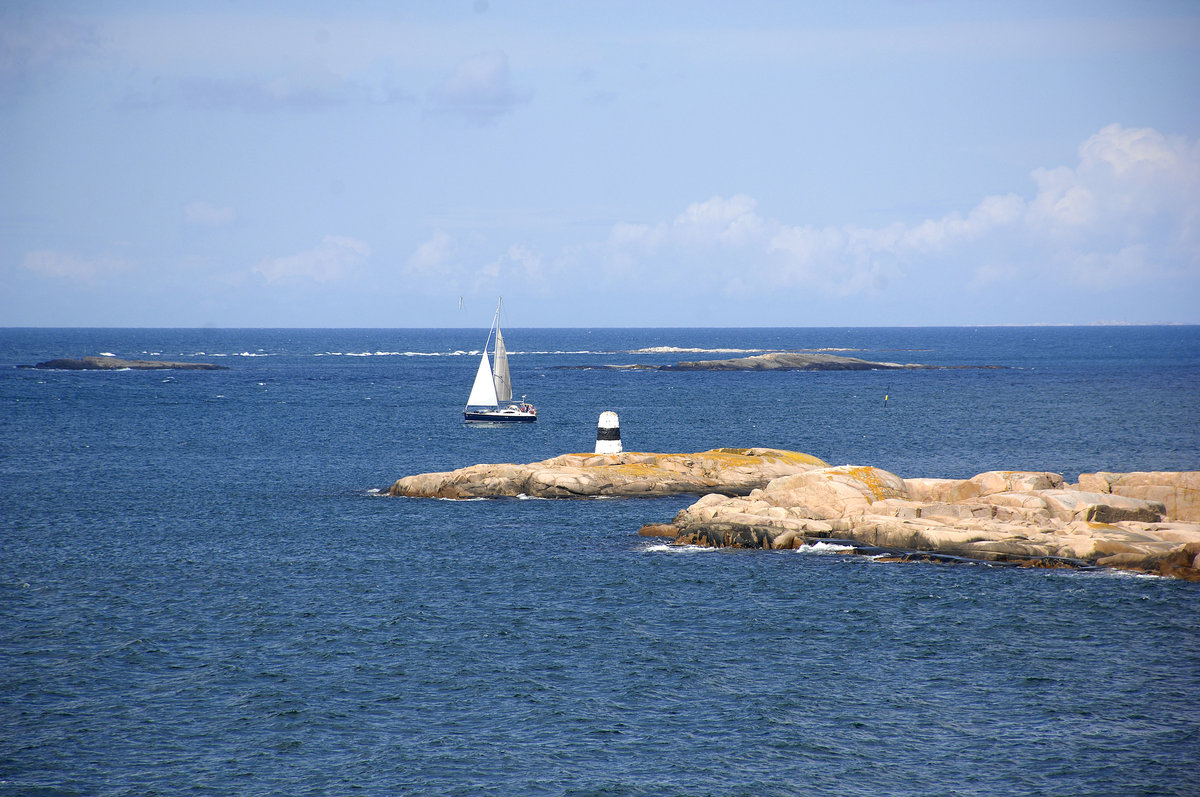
[2,1,1198,327]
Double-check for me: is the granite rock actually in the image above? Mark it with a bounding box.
[658,466,1200,580]
[388,449,1200,580]
[387,448,830,499]
[1075,471,1200,523]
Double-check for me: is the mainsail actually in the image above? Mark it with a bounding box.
[492,328,512,402]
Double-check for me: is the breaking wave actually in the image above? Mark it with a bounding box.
[641,543,718,554]
[627,346,867,355]
[313,349,606,357]
[794,542,857,555]
[629,346,768,354]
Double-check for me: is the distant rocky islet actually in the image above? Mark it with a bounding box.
[558,350,1000,371]
[19,356,227,371]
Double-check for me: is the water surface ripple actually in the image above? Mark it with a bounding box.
[2,327,1198,796]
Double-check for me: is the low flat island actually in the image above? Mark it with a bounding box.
[555,350,1003,371]
[388,449,1200,581]
[19,356,227,371]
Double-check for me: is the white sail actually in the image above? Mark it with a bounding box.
[465,349,498,408]
[492,328,512,402]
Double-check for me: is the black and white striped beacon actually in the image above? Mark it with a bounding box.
[595,411,622,454]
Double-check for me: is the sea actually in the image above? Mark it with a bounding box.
[2,326,1198,797]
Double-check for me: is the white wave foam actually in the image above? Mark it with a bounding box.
[312,349,605,357]
[795,542,857,555]
[642,543,717,553]
[1080,567,1165,581]
[629,346,768,354]
[316,350,473,357]
[99,352,116,357]
[172,347,673,359]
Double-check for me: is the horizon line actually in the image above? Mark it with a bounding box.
[1,322,1197,331]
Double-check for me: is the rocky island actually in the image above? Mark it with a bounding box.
[389,448,829,499]
[557,350,999,371]
[664,351,931,370]
[388,450,1200,580]
[20,356,227,371]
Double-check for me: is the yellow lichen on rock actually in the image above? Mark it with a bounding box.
[709,448,829,467]
[839,465,908,502]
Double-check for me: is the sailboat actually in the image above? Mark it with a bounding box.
[463,299,538,423]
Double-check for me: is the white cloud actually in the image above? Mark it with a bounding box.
[426,51,530,125]
[254,235,370,283]
[406,230,455,276]
[476,244,544,289]
[1027,124,1200,248]
[673,194,766,247]
[185,201,235,226]
[405,232,546,293]
[20,250,130,279]
[603,191,1024,294]
[609,195,766,253]
[601,124,1199,296]
[502,244,542,280]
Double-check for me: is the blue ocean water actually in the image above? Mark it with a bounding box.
[1,326,1198,796]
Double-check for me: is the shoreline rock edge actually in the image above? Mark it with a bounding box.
[657,464,1200,581]
[387,451,1200,580]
